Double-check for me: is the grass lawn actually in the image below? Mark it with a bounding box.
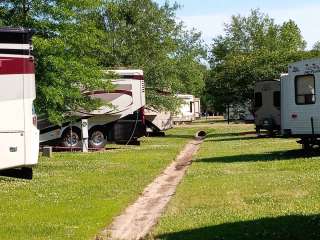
[154,122,320,240]
[0,127,201,240]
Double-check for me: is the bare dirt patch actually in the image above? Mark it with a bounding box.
[97,137,204,240]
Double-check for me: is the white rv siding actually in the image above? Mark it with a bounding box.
[145,108,172,132]
[281,58,320,135]
[0,29,39,170]
[194,98,201,119]
[173,94,195,122]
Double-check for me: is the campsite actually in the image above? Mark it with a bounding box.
[1,0,320,239]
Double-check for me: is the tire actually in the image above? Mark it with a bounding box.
[255,127,261,135]
[302,142,312,151]
[267,129,275,137]
[61,128,82,148]
[89,129,106,149]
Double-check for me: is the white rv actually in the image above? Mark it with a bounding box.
[254,80,281,134]
[194,98,201,119]
[145,107,172,135]
[38,70,146,148]
[281,58,320,149]
[173,94,196,123]
[0,28,39,178]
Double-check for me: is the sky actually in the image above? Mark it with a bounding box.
[156,0,320,49]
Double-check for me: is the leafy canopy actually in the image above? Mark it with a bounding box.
[103,0,206,111]
[0,0,207,121]
[0,0,112,123]
[204,9,317,112]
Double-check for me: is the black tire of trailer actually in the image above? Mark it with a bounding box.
[300,138,313,151]
[255,126,261,135]
[61,127,82,148]
[88,127,107,149]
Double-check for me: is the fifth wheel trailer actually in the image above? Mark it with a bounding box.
[0,28,39,178]
[172,94,196,123]
[254,80,281,134]
[145,107,173,135]
[194,98,201,119]
[38,70,146,148]
[281,58,320,149]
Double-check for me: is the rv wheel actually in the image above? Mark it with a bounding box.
[61,128,82,148]
[302,142,312,151]
[89,130,106,149]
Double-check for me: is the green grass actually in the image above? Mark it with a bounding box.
[154,123,320,240]
[0,127,201,240]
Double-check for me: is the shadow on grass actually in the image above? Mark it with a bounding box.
[165,130,215,139]
[196,149,319,163]
[207,136,258,142]
[193,119,225,124]
[206,130,259,137]
[164,134,196,139]
[156,214,320,240]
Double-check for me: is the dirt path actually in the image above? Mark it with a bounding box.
[97,137,204,240]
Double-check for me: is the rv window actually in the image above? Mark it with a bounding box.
[254,92,262,108]
[190,102,193,113]
[295,75,315,105]
[273,91,280,108]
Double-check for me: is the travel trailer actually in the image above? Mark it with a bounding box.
[172,94,196,123]
[145,107,172,135]
[194,98,201,119]
[254,80,281,135]
[281,58,320,149]
[38,70,146,148]
[0,28,39,178]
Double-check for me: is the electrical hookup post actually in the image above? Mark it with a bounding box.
[81,119,89,152]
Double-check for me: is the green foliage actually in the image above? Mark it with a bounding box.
[103,0,206,111]
[0,0,206,119]
[205,9,316,112]
[0,0,112,124]
[313,41,320,51]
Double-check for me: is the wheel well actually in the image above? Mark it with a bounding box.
[62,126,82,138]
[89,126,106,136]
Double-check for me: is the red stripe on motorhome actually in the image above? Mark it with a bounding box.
[119,75,144,80]
[0,57,34,75]
[85,90,133,96]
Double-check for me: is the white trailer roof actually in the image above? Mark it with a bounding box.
[106,69,143,76]
[288,58,320,75]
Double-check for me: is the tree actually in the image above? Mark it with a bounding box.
[0,0,113,123]
[205,9,310,112]
[102,0,206,111]
[313,41,320,51]
[0,0,206,120]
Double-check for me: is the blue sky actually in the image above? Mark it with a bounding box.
[156,0,320,49]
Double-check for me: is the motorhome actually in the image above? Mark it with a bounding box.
[254,80,281,134]
[172,94,196,123]
[38,70,146,148]
[281,58,320,149]
[145,107,172,135]
[0,28,39,177]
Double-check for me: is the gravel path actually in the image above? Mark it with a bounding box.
[97,137,204,240]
